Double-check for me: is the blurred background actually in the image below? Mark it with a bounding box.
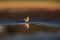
[0,0,60,40]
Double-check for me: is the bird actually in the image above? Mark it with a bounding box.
[24,16,30,22]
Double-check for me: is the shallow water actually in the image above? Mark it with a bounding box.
[0,23,60,40]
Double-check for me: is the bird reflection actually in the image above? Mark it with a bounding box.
[23,23,30,29]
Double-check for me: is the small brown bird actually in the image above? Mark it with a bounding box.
[24,17,30,22]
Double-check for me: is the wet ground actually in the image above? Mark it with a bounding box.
[0,23,60,40]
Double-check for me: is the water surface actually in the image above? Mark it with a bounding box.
[0,23,60,40]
